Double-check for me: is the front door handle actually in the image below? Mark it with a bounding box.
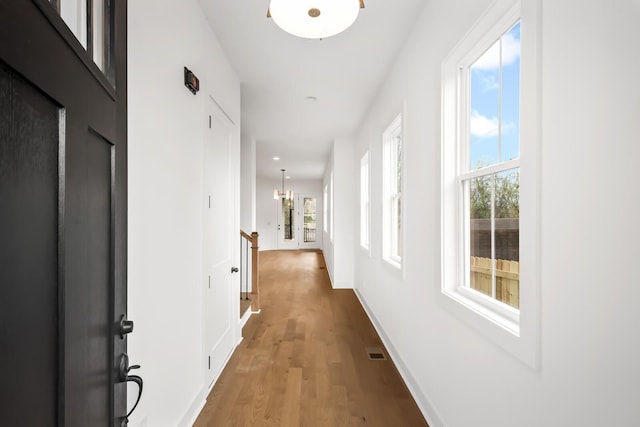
[118,353,143,426]
[231,267,239,273]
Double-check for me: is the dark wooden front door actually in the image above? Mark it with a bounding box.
[0,1,128,425]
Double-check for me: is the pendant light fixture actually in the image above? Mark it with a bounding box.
[268,0,365,40]
[274,169,294,200]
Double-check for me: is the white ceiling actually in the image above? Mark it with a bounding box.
[199,0,426,181]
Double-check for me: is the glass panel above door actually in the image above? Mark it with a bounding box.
[56,0,87,48]
[91,0,106,71]
[48,0,114,84]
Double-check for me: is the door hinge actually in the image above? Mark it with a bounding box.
[208,275,211,289]
[208,356,211,370]
[209,115,211,129]
[209,195,211,208]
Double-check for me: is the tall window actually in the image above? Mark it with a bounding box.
[442,0,539,366]
[303,197,317,243]
[360,151,370,251]
[329,171,334,242]
[382,114,403,268]
[463,21,521,310]
[323,184,328,233]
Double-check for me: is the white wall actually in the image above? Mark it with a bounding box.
[256,177,324,251]
[128,0,241,426]
[323,139,356,289]
[352,0,640,426]
[240,133,256,232]
[256,178,278,250]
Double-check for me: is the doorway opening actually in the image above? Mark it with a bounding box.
[277,193,320,250]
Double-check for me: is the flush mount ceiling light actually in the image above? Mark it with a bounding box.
[268,0,365,39]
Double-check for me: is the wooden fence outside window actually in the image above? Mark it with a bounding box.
[470,256,519,309]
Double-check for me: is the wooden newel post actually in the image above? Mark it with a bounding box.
[251,232,260,311]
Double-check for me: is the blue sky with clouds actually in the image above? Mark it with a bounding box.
[469,22,521,169]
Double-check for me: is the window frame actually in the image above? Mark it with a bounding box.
[360,150,370,252]
[382,114,403,269]
[329,171,334,243]
[323,184,328,234]
[440,0,541,368]
[302,196,317,243]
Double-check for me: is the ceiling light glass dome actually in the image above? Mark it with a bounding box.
[269,0,360,39]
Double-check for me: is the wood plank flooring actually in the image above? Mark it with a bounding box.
[194,250,428,427]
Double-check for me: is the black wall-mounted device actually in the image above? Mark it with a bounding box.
[184,67,199,95]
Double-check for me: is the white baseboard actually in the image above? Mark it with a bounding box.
[354,289,445,427]
[325,266,334,287]
[180,341,240,426]
[239,305,253,329]
[178,387,207,427]
[332,280,354,289]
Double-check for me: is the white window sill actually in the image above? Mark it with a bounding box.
[438,283,538,368]
[382,256,402,272]
[359,244,371,256]
[445,286,519,336]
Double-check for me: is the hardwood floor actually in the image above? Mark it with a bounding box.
[194,250,428,427]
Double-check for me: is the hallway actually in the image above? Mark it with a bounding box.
[194,250,428,426]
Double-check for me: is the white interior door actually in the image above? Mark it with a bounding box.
[204,104,235,387]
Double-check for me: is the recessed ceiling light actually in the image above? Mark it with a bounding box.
[286,175,291,179]
[272,156,280,161]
